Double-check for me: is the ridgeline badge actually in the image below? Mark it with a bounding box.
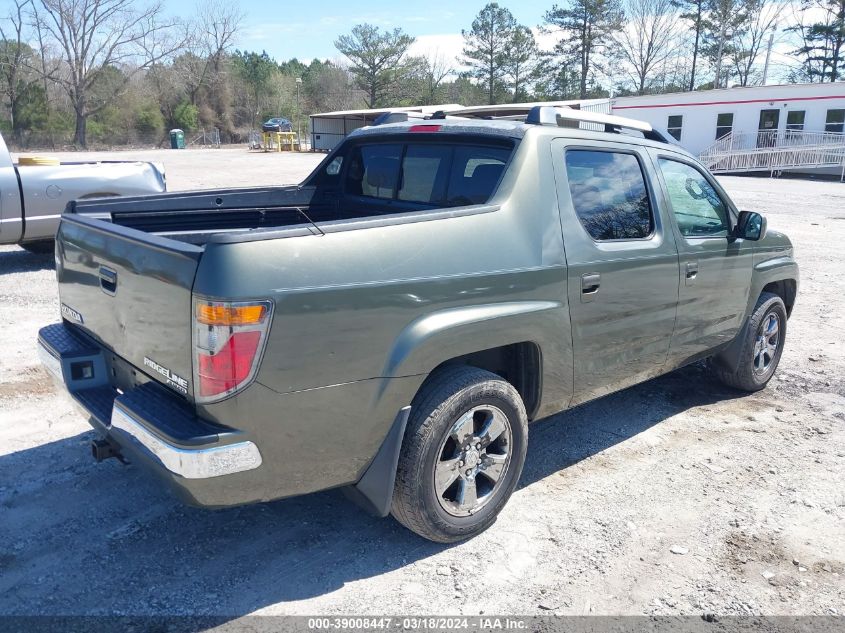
[143,356,189,394]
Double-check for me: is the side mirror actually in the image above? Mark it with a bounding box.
[735,210,767,241]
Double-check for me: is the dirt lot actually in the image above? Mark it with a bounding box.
[0,148,842,618]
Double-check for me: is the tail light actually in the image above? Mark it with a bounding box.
[193,299,273,403]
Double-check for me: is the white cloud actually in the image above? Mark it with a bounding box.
[408,33,466,68]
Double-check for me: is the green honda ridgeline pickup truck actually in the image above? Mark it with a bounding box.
[39,107,798,543]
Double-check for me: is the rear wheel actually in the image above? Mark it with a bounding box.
[714,291,787,391]
[391,366,528,543]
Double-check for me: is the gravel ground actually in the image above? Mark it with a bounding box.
[0,149,842,618]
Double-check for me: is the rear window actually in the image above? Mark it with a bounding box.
[344,142,511,206]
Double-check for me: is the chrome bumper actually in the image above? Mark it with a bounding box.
[110,405,262,479]
[38,331,262,481]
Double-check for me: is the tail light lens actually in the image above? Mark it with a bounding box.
[193,299,273,403]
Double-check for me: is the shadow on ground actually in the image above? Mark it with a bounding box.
[0,247,53,274]
[0,363,745,617]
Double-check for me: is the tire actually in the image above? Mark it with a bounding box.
[19,241,54,255]
[391,366,528,543]
[714,291,787,392]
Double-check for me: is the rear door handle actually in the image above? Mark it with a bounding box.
[685,261,698,285]
[581,273,601,302]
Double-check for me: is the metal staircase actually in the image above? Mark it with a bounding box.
[699,129,845,180]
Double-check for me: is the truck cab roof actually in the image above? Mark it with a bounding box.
[349,105,691,158]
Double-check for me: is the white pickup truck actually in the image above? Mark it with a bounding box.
[0,132,166,252]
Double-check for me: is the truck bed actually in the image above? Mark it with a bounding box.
[66,184,455,245]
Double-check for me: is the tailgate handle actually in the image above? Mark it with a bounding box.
[99,266,117,295]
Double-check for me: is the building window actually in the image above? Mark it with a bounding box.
[786,110,805,132]
[667,115,683,141]
[565,150,653,241]
[715,113,733,139]
[825,109,845,133]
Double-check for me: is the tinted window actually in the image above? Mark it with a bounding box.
[445,146,510,206]
[658,159,730,238]
[716,113,733,139]
[825,109,844,133]
[399,144,451,203]
[345,144,402,199]
[565,150,653,241]
[786,110,805,131]
[344,142,510,206]
[667,115,683,141]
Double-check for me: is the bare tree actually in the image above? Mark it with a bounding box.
[33,0,187,146]
[614,0,679,94]
[729,0,778,85]
[418,52,453,105]
[179,0,243,105]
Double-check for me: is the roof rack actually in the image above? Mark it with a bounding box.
[525,106,671,144]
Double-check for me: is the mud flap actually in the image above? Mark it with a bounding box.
[711,317,751,373]
[342,406,411,518]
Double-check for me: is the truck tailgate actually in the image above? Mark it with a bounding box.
[56,215,202,400]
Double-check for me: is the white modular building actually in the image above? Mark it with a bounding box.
[612,83,845,177]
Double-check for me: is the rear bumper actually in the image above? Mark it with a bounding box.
[38,322,265,507]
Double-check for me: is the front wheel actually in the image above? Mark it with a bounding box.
[714,291,787,391]
[391,366,528,543]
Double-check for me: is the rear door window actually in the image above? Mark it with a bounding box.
[564,149,653,240]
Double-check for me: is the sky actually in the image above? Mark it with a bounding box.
[178,0,558,64]
[165,0,802,85]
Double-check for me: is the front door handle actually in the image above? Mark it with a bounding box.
[685,261,698,285]
[581,273,601,302]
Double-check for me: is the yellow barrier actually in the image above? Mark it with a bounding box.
[262,131,300,152]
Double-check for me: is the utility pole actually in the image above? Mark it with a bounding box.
[761,33,774,85]
[296,77,303,150]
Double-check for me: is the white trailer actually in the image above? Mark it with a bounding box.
[612,83,845,177]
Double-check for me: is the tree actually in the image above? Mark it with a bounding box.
[334,24,415,108]
[0,0,52,145]
[232,50,276,127]
[614,0,678,94]
[543,0,625,99]
[729,0,778,86]
[415,52,453,105]
[503,25,540,102]
[703,0,748,88]
[304,61,362,113]
[462,3,517,105]
[33,0,187,146]
[672,0,707,90]
[182,0,242,134]
[788,0,845,82]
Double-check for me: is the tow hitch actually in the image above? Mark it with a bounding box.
[91,438,127,464]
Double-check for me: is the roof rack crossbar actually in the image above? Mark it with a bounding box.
[525,106,671,144]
